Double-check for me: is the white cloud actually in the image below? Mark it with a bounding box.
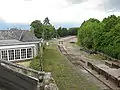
[0,0,68,23]
[0,0,120,25]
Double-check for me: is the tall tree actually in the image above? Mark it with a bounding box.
[78,15,120,59]
[43,17,55,40]
[57,27,62,37]
[68,27,79,35]
[43,17,50,25]
[102,15,118,31]
[57,27,68,37]
[30,20,43,38]
[62,28,68,37]
[78,18,101,49]
[30,18,56,40]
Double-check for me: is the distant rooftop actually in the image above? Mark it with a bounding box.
[0,29,40,42]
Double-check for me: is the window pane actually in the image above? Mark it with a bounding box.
[27,48,32,58]
[15,49,20,59]
[8,50,14,60]
[1,50,8,60]
[21,49,26,59]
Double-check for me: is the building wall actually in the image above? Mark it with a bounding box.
[0,43,39,61]
[34,43,40,57]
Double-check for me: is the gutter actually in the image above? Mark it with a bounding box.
[0,41,41,46]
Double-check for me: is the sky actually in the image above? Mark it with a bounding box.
[0,0,120,29]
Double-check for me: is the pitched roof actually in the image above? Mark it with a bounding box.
[0,30,40,42]
[20,31,40,42]
[0,40,22,45]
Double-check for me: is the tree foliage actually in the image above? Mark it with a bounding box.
[57,27,68,37]
[57,27,78,37]
[78,15,120,59]
[43,24,56,40]
[68,27,78,35]
[102,15,118,31]
[30,17,56,40]
[30,20,43,38]
[43,17,50,25]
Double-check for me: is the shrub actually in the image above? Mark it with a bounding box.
[29,57,41,71]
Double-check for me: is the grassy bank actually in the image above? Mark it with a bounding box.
[43,44,99,90]
[17,61,31,67]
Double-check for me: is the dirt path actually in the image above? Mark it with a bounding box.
[60,37,110,90]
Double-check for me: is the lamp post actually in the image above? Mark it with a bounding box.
[40,38,43,71]
[40,25,45,71]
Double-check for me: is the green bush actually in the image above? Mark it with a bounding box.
[78,15,120,60]
[29,57,41,71]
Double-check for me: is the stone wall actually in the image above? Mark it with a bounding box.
[0,59,58,90]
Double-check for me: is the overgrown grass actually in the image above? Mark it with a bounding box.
[29,56,41,71]
[17,61,31,67]
[43,44,99,90]
[17,57,41,71]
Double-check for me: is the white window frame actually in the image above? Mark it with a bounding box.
[0,47,33,61]
[1,50,8,61]
[27,48,32,58]
[15,49,20,60]
[21,48,27,59]
[8,49,14,61]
